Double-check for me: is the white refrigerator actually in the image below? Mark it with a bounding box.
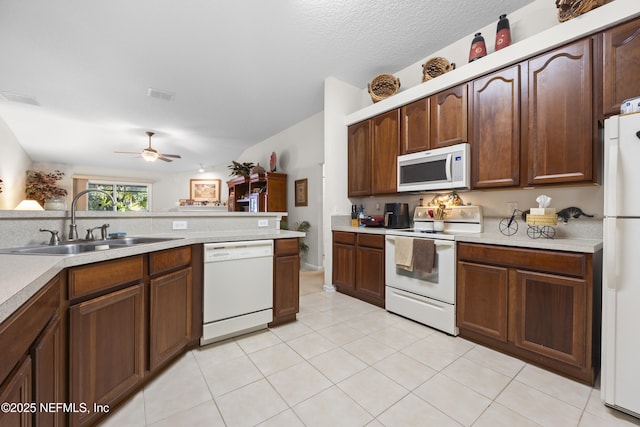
[602,113,640,418]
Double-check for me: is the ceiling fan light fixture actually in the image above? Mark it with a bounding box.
[141,150,159,162]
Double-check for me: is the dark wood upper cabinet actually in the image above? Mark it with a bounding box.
[523,38,594,186]
[347,120,372,197]
[400,97,430,154]
[471,65,521,188]
[603,17,640,117]
[430,84,469,149]
[400,84,468,155]
[371,109,400,195]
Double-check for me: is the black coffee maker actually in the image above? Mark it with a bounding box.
[383,203,410,229]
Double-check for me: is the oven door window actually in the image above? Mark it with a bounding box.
[395,257,439,283]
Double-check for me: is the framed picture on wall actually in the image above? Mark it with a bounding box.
[190,179,221,202]
[295,178,308,207]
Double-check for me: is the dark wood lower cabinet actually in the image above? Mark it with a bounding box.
[514,270,587,368]
[332,232,356,293]
[0,356,33,427]
[0,244,204,427]
[149,268,193,371]
[355,243,385,305]
[67,245,199,426]
[32,315,64,427]
[457,261,509,342]
[332,231,385,307]
[0,274,63,427]
[270,238,300,327]
[69,284,145,427]
[457,242,599,385]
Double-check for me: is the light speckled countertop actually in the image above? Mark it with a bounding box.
[0,229,303,324]
[331,225,602,253]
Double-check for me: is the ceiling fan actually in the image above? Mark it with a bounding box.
[114,131,182,162]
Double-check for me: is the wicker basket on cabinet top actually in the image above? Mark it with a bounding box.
[368,73,400,103]
[422,57,456,82]
[555,0,609,22]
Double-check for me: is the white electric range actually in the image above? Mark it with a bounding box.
[384,205,483,335]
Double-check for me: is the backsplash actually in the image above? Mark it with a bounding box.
[349,185,603,232]
[483,216,602,240]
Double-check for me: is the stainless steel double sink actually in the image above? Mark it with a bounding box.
[0,237,182,255]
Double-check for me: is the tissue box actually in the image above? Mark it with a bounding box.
[530,208,556,215]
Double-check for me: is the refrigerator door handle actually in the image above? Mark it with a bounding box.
[606,218,618,291]
[606,137,619,217]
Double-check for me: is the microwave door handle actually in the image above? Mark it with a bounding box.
[445,153,453,181]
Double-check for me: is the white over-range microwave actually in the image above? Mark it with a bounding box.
[397,142,470,192]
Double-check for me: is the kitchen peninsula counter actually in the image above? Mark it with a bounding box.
[0,225,303,324]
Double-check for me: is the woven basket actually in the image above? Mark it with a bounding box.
[368,74,401,103]
[555,0,608,22]
[422,57,456,82]
[526,214,558,226]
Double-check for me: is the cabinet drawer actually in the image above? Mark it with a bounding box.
[333,231,356,245]
[357,233,384,249]
[275,238,299,256]
[457,243,587,278]
[149,246,191,276]
[69,255,144,301]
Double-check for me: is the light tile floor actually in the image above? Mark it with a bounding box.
[100,270,640,427]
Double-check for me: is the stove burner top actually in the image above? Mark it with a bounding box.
[387,228,457,240]
[403,229,439,234]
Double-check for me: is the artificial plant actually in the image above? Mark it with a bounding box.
[25,169,67,206]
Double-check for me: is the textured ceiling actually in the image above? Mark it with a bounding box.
[0,0,532,173]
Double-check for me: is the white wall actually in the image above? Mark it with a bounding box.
[152,165,229,210]
[322,77,367,287]
[21,161,230,213]
[394,1,559,91]
[0,116,32,209]
[236,112,325,270]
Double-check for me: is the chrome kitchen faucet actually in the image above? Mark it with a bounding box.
[68,189,115,240]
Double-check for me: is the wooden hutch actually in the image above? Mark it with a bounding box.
[227,172,287,212]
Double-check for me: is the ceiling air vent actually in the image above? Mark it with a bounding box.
[0,91,40,106]
[147,87,175,102]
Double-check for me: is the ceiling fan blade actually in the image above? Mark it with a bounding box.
[113,151,142,155]
[160,153,181,158]
[158,156,173,162]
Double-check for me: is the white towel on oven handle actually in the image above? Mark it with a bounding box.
[394,236,413,271]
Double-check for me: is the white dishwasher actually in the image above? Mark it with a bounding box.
[201,240,273,345]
